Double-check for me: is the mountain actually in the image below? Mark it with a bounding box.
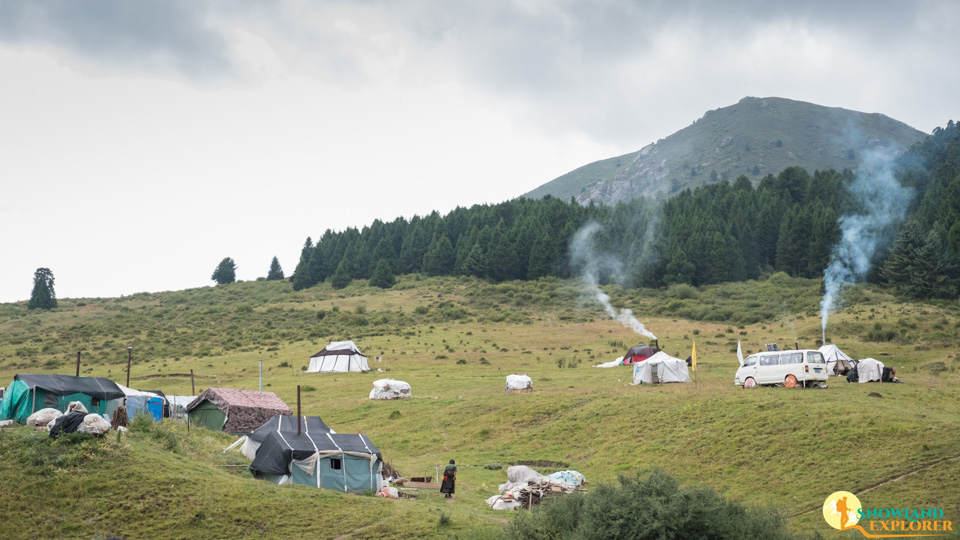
[524,97,927,205]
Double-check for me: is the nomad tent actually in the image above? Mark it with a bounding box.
[632,352,691,384]
[249,431,383,493]
[819,344,855,376]
[369,379,412,400]
[622,344,659,365]
[186,387,291,433]
[306,341,370,373]
[0,374,125,424]
[227,414,334,460]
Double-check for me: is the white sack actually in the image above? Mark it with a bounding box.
[27,408,62,427]
[369,379,412,400]
[76,414,111,435]
[505,374,532,392]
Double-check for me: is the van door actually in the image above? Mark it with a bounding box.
[757,354,779,384]
[779,352,803,384]
[739,355,758,385]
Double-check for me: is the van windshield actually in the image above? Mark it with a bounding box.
[744,355,757,367]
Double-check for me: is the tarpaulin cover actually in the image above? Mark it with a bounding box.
[249,431,382,492]
[857,358,885,383]
[623,345,657,364]
[229,415,335,459]
[505,374,532,391]
[369,379,412,400]
[186,387,291,433]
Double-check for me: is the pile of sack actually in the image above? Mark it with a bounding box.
[26,401,112,437]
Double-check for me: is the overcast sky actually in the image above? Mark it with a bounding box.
[1,0,957,303]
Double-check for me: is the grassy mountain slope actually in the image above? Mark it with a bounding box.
[524,97,927,204]
[1,276,959,538]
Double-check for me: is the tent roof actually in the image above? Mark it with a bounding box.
[187,387,292,433]
[248,415,332,443]
[818,344,853,362]
[249,431,381,475]
[10,374,125,400]
[310,340,365,358]
[643,351,684,364]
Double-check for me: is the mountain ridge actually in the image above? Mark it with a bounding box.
[524,96,927,204]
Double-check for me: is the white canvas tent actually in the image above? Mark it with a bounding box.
[632,351,691,384]
[856,358,885,383]
[306,341,370,373]
[819,344,855,376]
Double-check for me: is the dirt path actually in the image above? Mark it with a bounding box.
[333,521,380,540]
[790,453,960,518]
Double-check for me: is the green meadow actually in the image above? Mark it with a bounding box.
[1,274,958,538]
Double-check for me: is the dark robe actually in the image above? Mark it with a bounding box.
[50,411,87,438]
[440,464,457,494]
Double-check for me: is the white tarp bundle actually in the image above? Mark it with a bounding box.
[505,374,532,393]
[489,465,578,510]
[27,408,62,427]
[307,341,370,372]
[857,358,885,383]
[369,379,412,400]
[77,414,111,435]
[592,357,624,368]
[819,344,855,376]
[632,351,691,384]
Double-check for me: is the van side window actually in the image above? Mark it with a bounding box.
[782,352,802,364]
[807,352,825,364]
[759,355,779,366]
[744,355,757,367]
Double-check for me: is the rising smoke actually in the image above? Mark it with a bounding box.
[569,222,657,340]
[819,147,913,343]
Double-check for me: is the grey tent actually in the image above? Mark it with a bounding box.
[249,431,383,492]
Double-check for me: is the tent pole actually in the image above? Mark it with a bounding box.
[191,369,195,395]
[76,352,81,377]
[297,385,302,436]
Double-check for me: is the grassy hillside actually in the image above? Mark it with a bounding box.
[524,97,927,204]
[1,275,959,538]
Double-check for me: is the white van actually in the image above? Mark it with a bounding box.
[734,349,828,388]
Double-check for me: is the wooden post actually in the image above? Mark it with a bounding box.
[75,352,81,377]
[297,385,302,436]
[191,369,195,395]
[126,347,132,387]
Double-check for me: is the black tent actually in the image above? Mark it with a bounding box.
[249,431,382,492]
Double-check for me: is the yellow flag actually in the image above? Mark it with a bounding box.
[692,340,697,371]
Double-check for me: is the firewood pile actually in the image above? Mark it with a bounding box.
[110,406,128,429]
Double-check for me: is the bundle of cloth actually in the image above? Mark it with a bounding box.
[33,402,112,438]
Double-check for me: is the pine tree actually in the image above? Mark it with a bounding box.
[462,242,488,278]
[422,233,455,276]
[266,256,284,280]
[369,259,396,288]
[330,260,352,290]
[211,258,237,285]
[28,267,57,310]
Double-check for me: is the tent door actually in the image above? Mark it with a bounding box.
[651,366,660,384]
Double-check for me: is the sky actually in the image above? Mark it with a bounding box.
[1,0,958,304]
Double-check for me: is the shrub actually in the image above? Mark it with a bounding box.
[456,358,467,365]
[506,470,795,539]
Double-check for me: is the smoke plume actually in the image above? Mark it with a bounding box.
[819,148,913,343]
[569,222,656,340]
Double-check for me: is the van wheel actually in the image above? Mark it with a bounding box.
[784,375,798,388]
[744,378,756,389]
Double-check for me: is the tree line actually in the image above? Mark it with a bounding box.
[285,121,958,299]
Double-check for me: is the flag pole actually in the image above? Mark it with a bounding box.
[692,340,698,391]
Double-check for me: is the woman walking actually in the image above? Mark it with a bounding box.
[440,459,457,499]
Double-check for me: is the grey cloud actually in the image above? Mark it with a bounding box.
[0,0,233,77]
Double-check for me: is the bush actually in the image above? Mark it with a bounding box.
[506,470,796,540]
